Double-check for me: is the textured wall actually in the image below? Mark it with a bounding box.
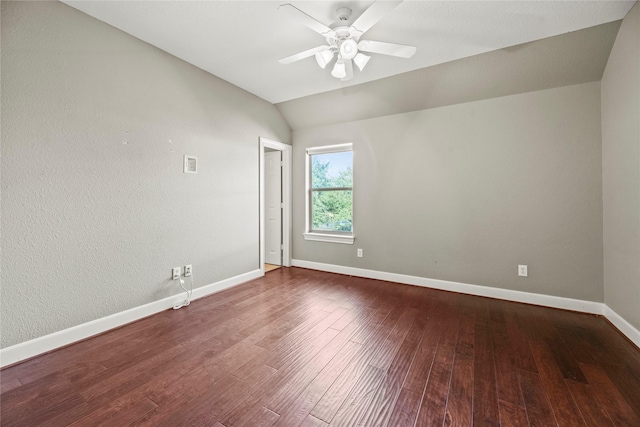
[292,82,603,302]
[0,1,290,348]
[602,3,640,331]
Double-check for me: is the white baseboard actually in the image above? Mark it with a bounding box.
[0,269,262,368]
[292,259,640,349]
[603,305,640,348]
[292,259,603,313]
[3,263,638,368]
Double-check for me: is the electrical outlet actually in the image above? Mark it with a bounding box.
[172,267,181,280]
[184,265,192,277]
[518,265,528,277]
[357,248,363,258]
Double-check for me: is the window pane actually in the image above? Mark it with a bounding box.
[311,151,353,189]
[312,190,352,232]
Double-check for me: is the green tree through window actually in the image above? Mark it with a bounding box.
[310,150,353,233]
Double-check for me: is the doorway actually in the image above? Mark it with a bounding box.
[259,138,292,275]
[264,149,282,267]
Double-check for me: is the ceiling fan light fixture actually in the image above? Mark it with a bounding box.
[331,60,347,79]
[353,53,370,71]
[339,39,358,60]
[315,49,334,69]
[279,2,417,82]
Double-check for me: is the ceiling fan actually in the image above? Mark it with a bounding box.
[278,1,416,81]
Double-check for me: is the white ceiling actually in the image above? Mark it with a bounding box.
[63,1,635,104]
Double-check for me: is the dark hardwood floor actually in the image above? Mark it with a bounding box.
[1,267,640,426]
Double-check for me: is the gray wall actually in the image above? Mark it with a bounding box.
[277,21,619,131]
[1,1,290,348]
[293,82,603,302]
[602,3,640,331]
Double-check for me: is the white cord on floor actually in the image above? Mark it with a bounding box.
[173,274,193,310]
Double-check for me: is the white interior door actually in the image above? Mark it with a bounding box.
[265,150,282,265]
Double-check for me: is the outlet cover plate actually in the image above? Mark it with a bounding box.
[518,265,528,277]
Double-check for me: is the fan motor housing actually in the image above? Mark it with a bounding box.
[327,26,356,49]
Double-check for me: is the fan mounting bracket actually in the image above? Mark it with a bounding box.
[336,7,352,22]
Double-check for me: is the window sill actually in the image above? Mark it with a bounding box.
[303,232,354,245]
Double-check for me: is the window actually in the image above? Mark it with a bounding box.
[304,143,354,244]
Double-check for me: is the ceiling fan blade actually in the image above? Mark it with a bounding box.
[279,4,336,38]
[349,0,402,39]
[279,45,331,65]
[357,40,416,58]
[341,59,354,81]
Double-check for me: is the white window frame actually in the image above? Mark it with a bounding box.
[304,143,354,245]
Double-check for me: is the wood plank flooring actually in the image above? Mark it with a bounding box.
[1,267,639,426]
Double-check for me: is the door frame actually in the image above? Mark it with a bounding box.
[259,137,292,275]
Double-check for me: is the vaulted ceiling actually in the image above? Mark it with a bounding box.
[63,1,635,106]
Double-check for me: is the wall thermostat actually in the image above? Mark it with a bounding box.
[184,155,197,174]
